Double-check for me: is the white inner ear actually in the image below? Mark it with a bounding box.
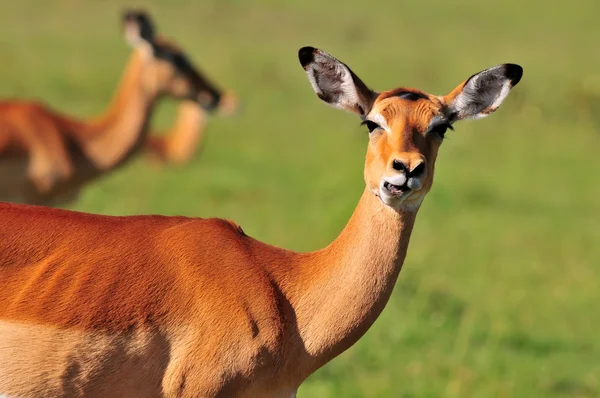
[338,68,362,109]
[452,65,513,120]
[306,57,362,111]
[462,78,511,120]
[489,80,511,110]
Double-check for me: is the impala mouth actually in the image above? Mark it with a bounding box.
[382,180,410,196]
[378,177,425,209]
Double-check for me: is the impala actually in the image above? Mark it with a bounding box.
[0,10,235,205]
[0,47,522,397]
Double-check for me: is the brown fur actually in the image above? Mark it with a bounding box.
[0,53,521,397]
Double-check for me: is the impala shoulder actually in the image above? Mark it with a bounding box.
[160,217,251,254]
[220,218,247,237]
[196,217,248,239]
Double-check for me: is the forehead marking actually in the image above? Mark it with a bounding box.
[395,91,429,101]
[379,89,430,102]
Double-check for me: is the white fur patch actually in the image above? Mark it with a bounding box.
[384,173,407,187]
[372,112,391,132]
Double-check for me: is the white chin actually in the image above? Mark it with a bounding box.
[379,190,406,206]
[379,190,423,210]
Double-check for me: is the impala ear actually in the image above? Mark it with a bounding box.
[443,64,523,121]
[122,9,156,48]
[298,46,378,118]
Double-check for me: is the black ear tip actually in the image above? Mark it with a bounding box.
[504,64,523,86]
[298,46,317,68]
[121,8,152,23]
[121,8,156,41]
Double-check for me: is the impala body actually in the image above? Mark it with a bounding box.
[0,11,234,205]
[0,47,522,397]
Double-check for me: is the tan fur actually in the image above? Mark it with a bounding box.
[0,52,521,396]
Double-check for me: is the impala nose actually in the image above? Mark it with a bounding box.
[407,161,426,190]
[387,157,426,192]
[391,158,426,177]
[409,162,426,178]
[392,159,406,172]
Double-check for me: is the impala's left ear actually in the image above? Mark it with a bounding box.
[443,64,523,121]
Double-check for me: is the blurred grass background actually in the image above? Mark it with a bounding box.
[1,0,599,396]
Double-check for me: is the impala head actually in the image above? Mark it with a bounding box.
[299,47,522,211]
[122,10,236,112]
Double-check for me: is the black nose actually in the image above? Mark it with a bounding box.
[410,162,426,177]
[392,159,406,172]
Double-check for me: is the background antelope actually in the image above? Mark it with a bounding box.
[0,10,236,205]
[0,46,522,397]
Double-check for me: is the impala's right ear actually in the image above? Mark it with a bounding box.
[442,63,523,121]
[298,47,377,118]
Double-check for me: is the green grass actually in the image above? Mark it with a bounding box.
[1,0,599,396]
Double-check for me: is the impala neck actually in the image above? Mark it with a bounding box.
[79,47,157,169]
[170,101,206,149]
[290,188,418,370]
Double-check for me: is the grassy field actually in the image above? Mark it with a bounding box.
[1,0,599,396]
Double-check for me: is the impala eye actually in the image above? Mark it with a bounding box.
[361,120,381,133]
[430,123,453,139]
